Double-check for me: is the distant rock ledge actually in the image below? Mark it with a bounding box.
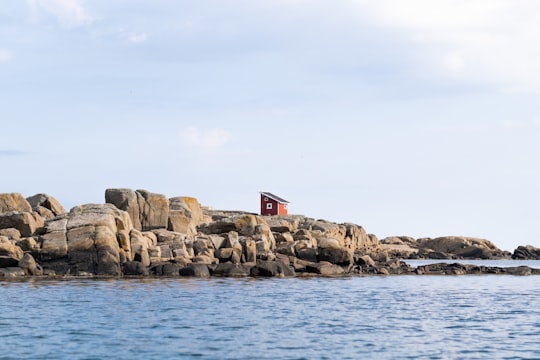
[0,189,539,279]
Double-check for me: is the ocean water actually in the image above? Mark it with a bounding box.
[1,273,540,359]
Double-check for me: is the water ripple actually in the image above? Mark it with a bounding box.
[1,276,540,359]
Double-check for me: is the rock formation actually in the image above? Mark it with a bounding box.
[0,189,538,278]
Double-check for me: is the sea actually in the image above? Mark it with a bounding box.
[1,260,540,360]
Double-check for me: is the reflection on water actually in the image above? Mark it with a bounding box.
[1,276,540,359]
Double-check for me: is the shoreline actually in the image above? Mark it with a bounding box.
[2,188,540,280]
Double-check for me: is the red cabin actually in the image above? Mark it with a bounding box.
[260,192,290,216]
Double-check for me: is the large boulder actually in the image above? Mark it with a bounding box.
[0,193,32,213]
[105,188,170,231]
[512,245,540,260]
[415,236,504,259]
[212,263,251,277]
[66,204,133,276]
[168,196,206,235]
[137,190,169,231]
[250,260,295,277]
[318,247,353,265]
[105,188,142,229]
[0,211,44,237]
[18,253,42,276]
[179,263,210,277]
[305,262,346,276]
[122,261,149,276]
[129,229,152,266]
[39,218,68,261]
[26,193,66,218]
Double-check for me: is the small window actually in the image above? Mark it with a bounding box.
[266,203,273,209]
[264,197,269,201]
[283,204,288,209]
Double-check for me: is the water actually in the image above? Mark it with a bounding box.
[2,275,540,359]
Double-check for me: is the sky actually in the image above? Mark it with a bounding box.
[1,0,540,251]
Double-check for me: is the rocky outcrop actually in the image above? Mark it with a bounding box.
[0,188,539,279]
[26,193,66,220]
[512,245,540,260]
[380,236,511,260]
[105,189,169,231]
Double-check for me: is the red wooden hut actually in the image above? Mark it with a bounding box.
[260,192,289,216]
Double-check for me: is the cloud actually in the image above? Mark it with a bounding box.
[352,0,540,92]
[0,49,14,63]
[27,0,93,27]
[181,127,231,149]
[128,32,148,44]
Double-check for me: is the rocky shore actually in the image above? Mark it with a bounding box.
[1,189,539,279]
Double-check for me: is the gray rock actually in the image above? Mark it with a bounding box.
[512,245,540,260]
[318,247,353,265]
[18,253,42,276]
[26,193,66,217]
[179,263,210,277]
[356,254,376,267]
[0,211,44,237]
[296,248,318,263]
[0,256,20,268]
[212,263,251,277]
[105,188,142,229]
[39,219,68,261]
[250,260,295,277]
[305,263,345,276]
[136,190,169,231]
[122,261,149,276]
[215,247,234,262]
[149,262,181,276]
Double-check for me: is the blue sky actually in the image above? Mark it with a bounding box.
[1,0,540,251]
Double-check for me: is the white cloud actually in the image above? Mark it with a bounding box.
[128,32,148,44]
[352,0,540,92]
[181,127,231,149]
[27,0,93,27]
[0,49,14,63]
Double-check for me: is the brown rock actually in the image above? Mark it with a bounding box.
[18,253,42,276]
[242,238,256,263]
[0,211,43,237]
[318,247,353,265]
[0,238,23,260]
[39,218,68,261]
[105,188,142,229]
[66,204,132,276]
[0,193,32,213]
[168,196,205,235]
[305,262,345,276]
[137,190,169,231]
[16,237,39,252]
[0,228,21,240]
[26,193,66,217]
